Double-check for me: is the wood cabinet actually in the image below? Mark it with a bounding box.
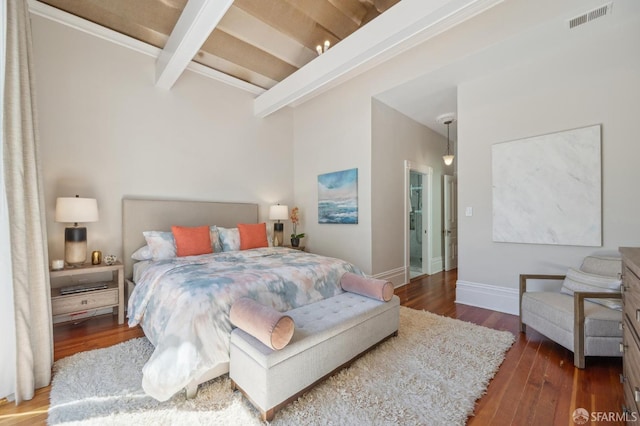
[50,261,124,324]
[620,247,640,420]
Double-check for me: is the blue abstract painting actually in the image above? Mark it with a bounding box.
[318,168,358,224]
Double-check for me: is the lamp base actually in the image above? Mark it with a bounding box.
[273,223,284,247]
[65,227,87,266]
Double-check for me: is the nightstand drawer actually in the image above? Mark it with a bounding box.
[51,287,118,316]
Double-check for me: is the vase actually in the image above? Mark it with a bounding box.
[291,238,300,247]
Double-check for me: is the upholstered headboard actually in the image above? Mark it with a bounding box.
[122,198,259,279]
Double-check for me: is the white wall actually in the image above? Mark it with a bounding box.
[371,99,449,283]
[292,77,373,273]
[30,16,294,262]
[457,12,640,308]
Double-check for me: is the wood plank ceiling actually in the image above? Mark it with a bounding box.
[38,0,401,90]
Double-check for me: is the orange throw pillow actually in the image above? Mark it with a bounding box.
[238,223,269,250]
[171,225,213,257]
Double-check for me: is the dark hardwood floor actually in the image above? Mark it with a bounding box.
[0,269,625,425]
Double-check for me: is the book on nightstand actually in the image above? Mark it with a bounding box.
[59,282,109,295]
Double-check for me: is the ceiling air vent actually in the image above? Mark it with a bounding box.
[568,2,613,29]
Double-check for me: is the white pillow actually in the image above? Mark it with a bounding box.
[560,268,622,310]
[143,231,177,260]
[131,245,152,261]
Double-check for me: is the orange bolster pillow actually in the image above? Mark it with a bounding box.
[229,298,295,350]
[341,272,394,302]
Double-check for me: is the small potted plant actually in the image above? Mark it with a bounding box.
[290,207,305,247]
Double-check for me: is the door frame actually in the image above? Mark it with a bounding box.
[404,161,433,283]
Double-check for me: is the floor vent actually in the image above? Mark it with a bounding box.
[568,2,613,29]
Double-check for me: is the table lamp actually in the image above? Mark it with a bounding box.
[269,204,288,247]
[55,195,99,266]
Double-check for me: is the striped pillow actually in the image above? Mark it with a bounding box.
[560,268,622,310]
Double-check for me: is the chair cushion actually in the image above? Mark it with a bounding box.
[522,292,621,337]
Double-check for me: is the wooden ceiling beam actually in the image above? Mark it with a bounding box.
[217,6,316,68]
[374,0,401,13]
[327,0,370,25]
[233,0,339,52]
[39,0,182,44]
[193,51,279,89]
[283,0,358,39]
[99,0,181,36]
[200,29,298,82]
[155,0,234,90]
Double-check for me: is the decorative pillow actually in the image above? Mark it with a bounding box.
[229,298,295,350]
[560,267,622,310]
[218,227,241,252]
[580,256,621,278]
[131,245,152,261]
[171,225,213,257]
[341,272,394,302]
[238,223,269,250]
[209,226,223,253]
[143,231,176,260]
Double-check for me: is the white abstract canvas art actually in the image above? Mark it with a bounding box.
[492,124,601,246]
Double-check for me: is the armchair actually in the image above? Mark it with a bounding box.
[519,256,623,368]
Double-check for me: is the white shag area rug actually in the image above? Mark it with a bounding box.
[48,307,514,425]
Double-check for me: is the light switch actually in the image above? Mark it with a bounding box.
[465,207,473,217]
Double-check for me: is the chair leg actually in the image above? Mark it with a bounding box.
[574,294,586,369]
[574,351,585,369]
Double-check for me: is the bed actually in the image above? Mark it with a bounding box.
[122,199,361,401]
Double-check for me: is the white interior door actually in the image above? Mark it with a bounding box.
[443,175,458,271]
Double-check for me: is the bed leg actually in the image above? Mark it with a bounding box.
[263,408,275,422]
[185,383,198,399]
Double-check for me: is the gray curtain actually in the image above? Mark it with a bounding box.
[3,0,53,403]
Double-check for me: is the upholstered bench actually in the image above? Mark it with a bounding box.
[229,292,400,421]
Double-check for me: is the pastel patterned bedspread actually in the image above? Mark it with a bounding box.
[127,247,360,401]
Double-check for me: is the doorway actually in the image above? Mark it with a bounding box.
[404,161,432,282]
[443,174,458,271]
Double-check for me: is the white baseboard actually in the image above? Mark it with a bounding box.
[455,280,519,315]
[371,267,407,288]
[430,256,443,274]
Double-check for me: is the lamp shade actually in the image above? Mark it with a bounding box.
[443,154,454,166]
[55,197,99,223]
[269,205,289,221]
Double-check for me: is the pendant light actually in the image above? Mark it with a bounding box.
[437,113,456,166]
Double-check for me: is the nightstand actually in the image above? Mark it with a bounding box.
[284,245,306,252]
[50,261,124,324]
